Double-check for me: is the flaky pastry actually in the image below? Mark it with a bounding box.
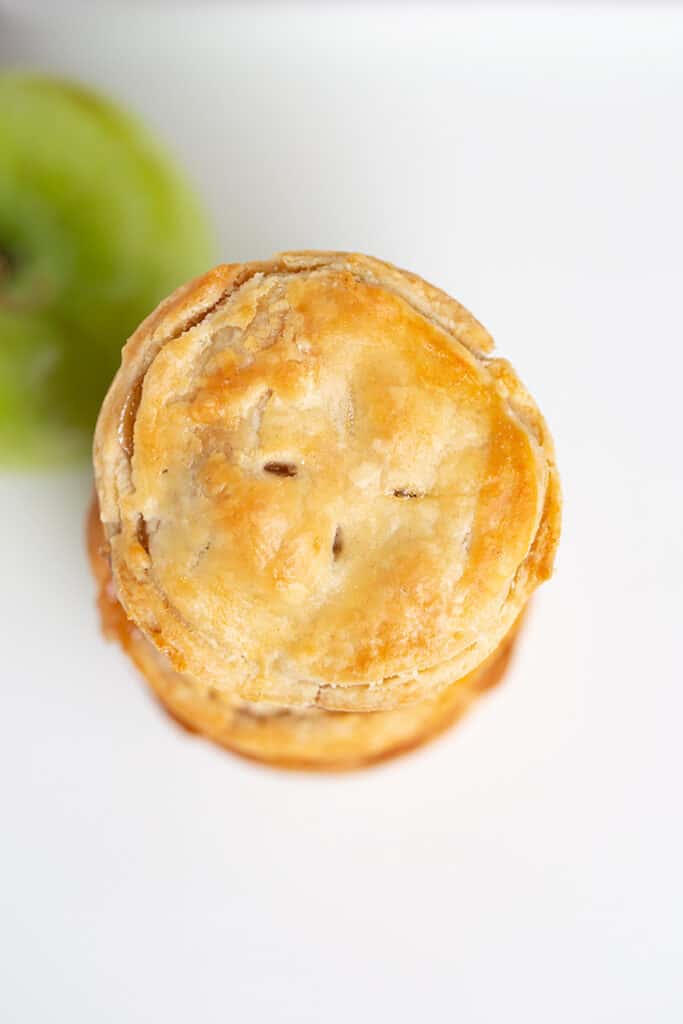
[94,252,560,712]
[88,497,519,770]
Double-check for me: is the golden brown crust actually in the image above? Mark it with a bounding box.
[87,497,519,771]
[94,252,560,711]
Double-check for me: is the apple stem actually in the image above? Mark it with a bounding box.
[0,246,16,300]
[0,247,50,312]
[0,245,12,275]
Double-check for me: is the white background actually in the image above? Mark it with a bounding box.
[1,4,682,1021]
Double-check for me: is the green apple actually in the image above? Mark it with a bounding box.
[0,74,215,464]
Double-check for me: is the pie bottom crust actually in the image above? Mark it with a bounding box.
[88,497,520,771]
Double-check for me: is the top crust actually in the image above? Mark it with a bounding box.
[94,252,561,711]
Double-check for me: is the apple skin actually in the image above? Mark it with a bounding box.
[0,74,216,464]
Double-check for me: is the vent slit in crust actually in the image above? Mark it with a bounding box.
[263,462,298,477]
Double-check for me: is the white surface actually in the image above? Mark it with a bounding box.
[1,5,682,1022]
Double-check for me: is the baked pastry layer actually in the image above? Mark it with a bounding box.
[88,497,519,770]
[94,252,560,710]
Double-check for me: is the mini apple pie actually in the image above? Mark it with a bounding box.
[91,252,560,768]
